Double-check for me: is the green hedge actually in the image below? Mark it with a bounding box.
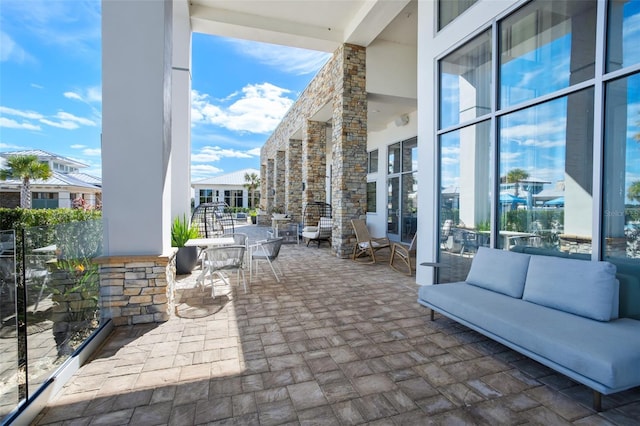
[0,208,102,233]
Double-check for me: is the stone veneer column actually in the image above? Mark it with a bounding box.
[96,252,176,326]
[266,159,275,212]
[274,150,286,211]
[286,139,303,223]
[332,44,367,257]
[303,120,328,206]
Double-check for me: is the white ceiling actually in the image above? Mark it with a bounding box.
[189,0,418,131]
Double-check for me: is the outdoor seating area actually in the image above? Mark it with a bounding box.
[31,223,640,425]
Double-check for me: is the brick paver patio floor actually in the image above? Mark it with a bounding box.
[32,225,640,425]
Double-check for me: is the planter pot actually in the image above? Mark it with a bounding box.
[175,246,198,275]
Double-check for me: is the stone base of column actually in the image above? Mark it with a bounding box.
[95,249,177,326]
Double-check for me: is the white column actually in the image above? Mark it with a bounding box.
[171,0,192,222]
[86,193,96,207]
[59,191,71,208]
[102,0,173,256]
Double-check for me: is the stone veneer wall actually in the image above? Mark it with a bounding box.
[331,45,367,257]
[286,140,303,223]
[275,150,286,211]
[304,120,328,206]
[96,251,176,326]
[260,43,367,257]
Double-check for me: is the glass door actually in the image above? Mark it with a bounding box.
[387,176,400,239]
[387,138,418,243]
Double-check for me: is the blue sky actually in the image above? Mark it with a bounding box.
[0,0,330,181]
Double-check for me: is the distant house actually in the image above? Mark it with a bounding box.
[191,168,260,209]
[0,149,102,209]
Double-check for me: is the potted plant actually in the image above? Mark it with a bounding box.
[171,215,200,274]
[271,206,287,219]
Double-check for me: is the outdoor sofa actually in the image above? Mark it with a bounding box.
[418,246,640,411]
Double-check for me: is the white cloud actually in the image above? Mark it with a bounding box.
[70,144,86,149]
[1,0,101,54]
[192,84,294,134]
[0,117,41,131]
[0,31,33,63]
[192,164,224,178]
[0,106,43,120]
[247,147,262,156]
[31,83,44,89]
[65,86,101,103]
[64,92,83,101]
[82,148,101,156]
[192,146,256,163]
[228,39,330,76]
[39,111,96,130]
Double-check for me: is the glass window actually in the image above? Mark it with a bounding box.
[439,120,491,282]
[388,143,401,174]
[500,1,596,109]
[440,29,492,129]
[499,88,594,252]
[367,181,377,213]
[368,150,378,174]
[603,73,640,259]
[402,137,417,172]
[607,0,640,72]
[439,0,477,30]
[199,189,213,205]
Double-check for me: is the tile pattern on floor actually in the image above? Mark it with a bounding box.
[33,228,640,425]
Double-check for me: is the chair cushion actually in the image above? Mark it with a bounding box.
[302,226,318,233]
[523,256,618,321]
[465,247,531,298]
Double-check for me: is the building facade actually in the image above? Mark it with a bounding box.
[191,168,260,209]
[0,150,101,209]
[100,0,640,325]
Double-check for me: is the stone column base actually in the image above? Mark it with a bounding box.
[95,249,177,326]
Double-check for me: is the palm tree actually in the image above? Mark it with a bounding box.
[506,168,529,197]
[243,172,260,209]
[0,154,52,208]
[628,181,640,203]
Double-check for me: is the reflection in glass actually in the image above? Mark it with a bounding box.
[367,181,377,213]
[388,143,400,174]
[368,150,378,174]
[0,231,17,418]
[439,29,492,129]
[402,137,418,172]
[603,74,640,259]
[439,0,477,30]
[607,0,640,72]
[387,176,400,235]
[500,0,596,109]
[402,173,417,243]
[498,89,594,252]
[439,121,491,282]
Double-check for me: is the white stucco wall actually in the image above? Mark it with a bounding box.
[367,39,417,99]
[102,0,173,256]
[367,110,418,239]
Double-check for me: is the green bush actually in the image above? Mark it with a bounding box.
[0,208,102,233]
[171,215,200,247]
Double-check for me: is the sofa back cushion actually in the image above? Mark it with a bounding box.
[523,255,618,321]
[466,247,531,298]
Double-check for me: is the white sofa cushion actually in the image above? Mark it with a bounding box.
[465,247,531,298]
[523,255,618,321]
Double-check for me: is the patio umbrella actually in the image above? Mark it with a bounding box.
[499,192,526,205]
[545,197,564,207]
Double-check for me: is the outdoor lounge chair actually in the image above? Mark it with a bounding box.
[389,233,417,275]
[301,216,332,247]
[201,244,247,297]
[351,218,390,263]
[250,237,284,282]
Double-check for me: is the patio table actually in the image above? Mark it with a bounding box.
[185,237,236,288]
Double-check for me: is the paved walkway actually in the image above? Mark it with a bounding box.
[33,225,640,425]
